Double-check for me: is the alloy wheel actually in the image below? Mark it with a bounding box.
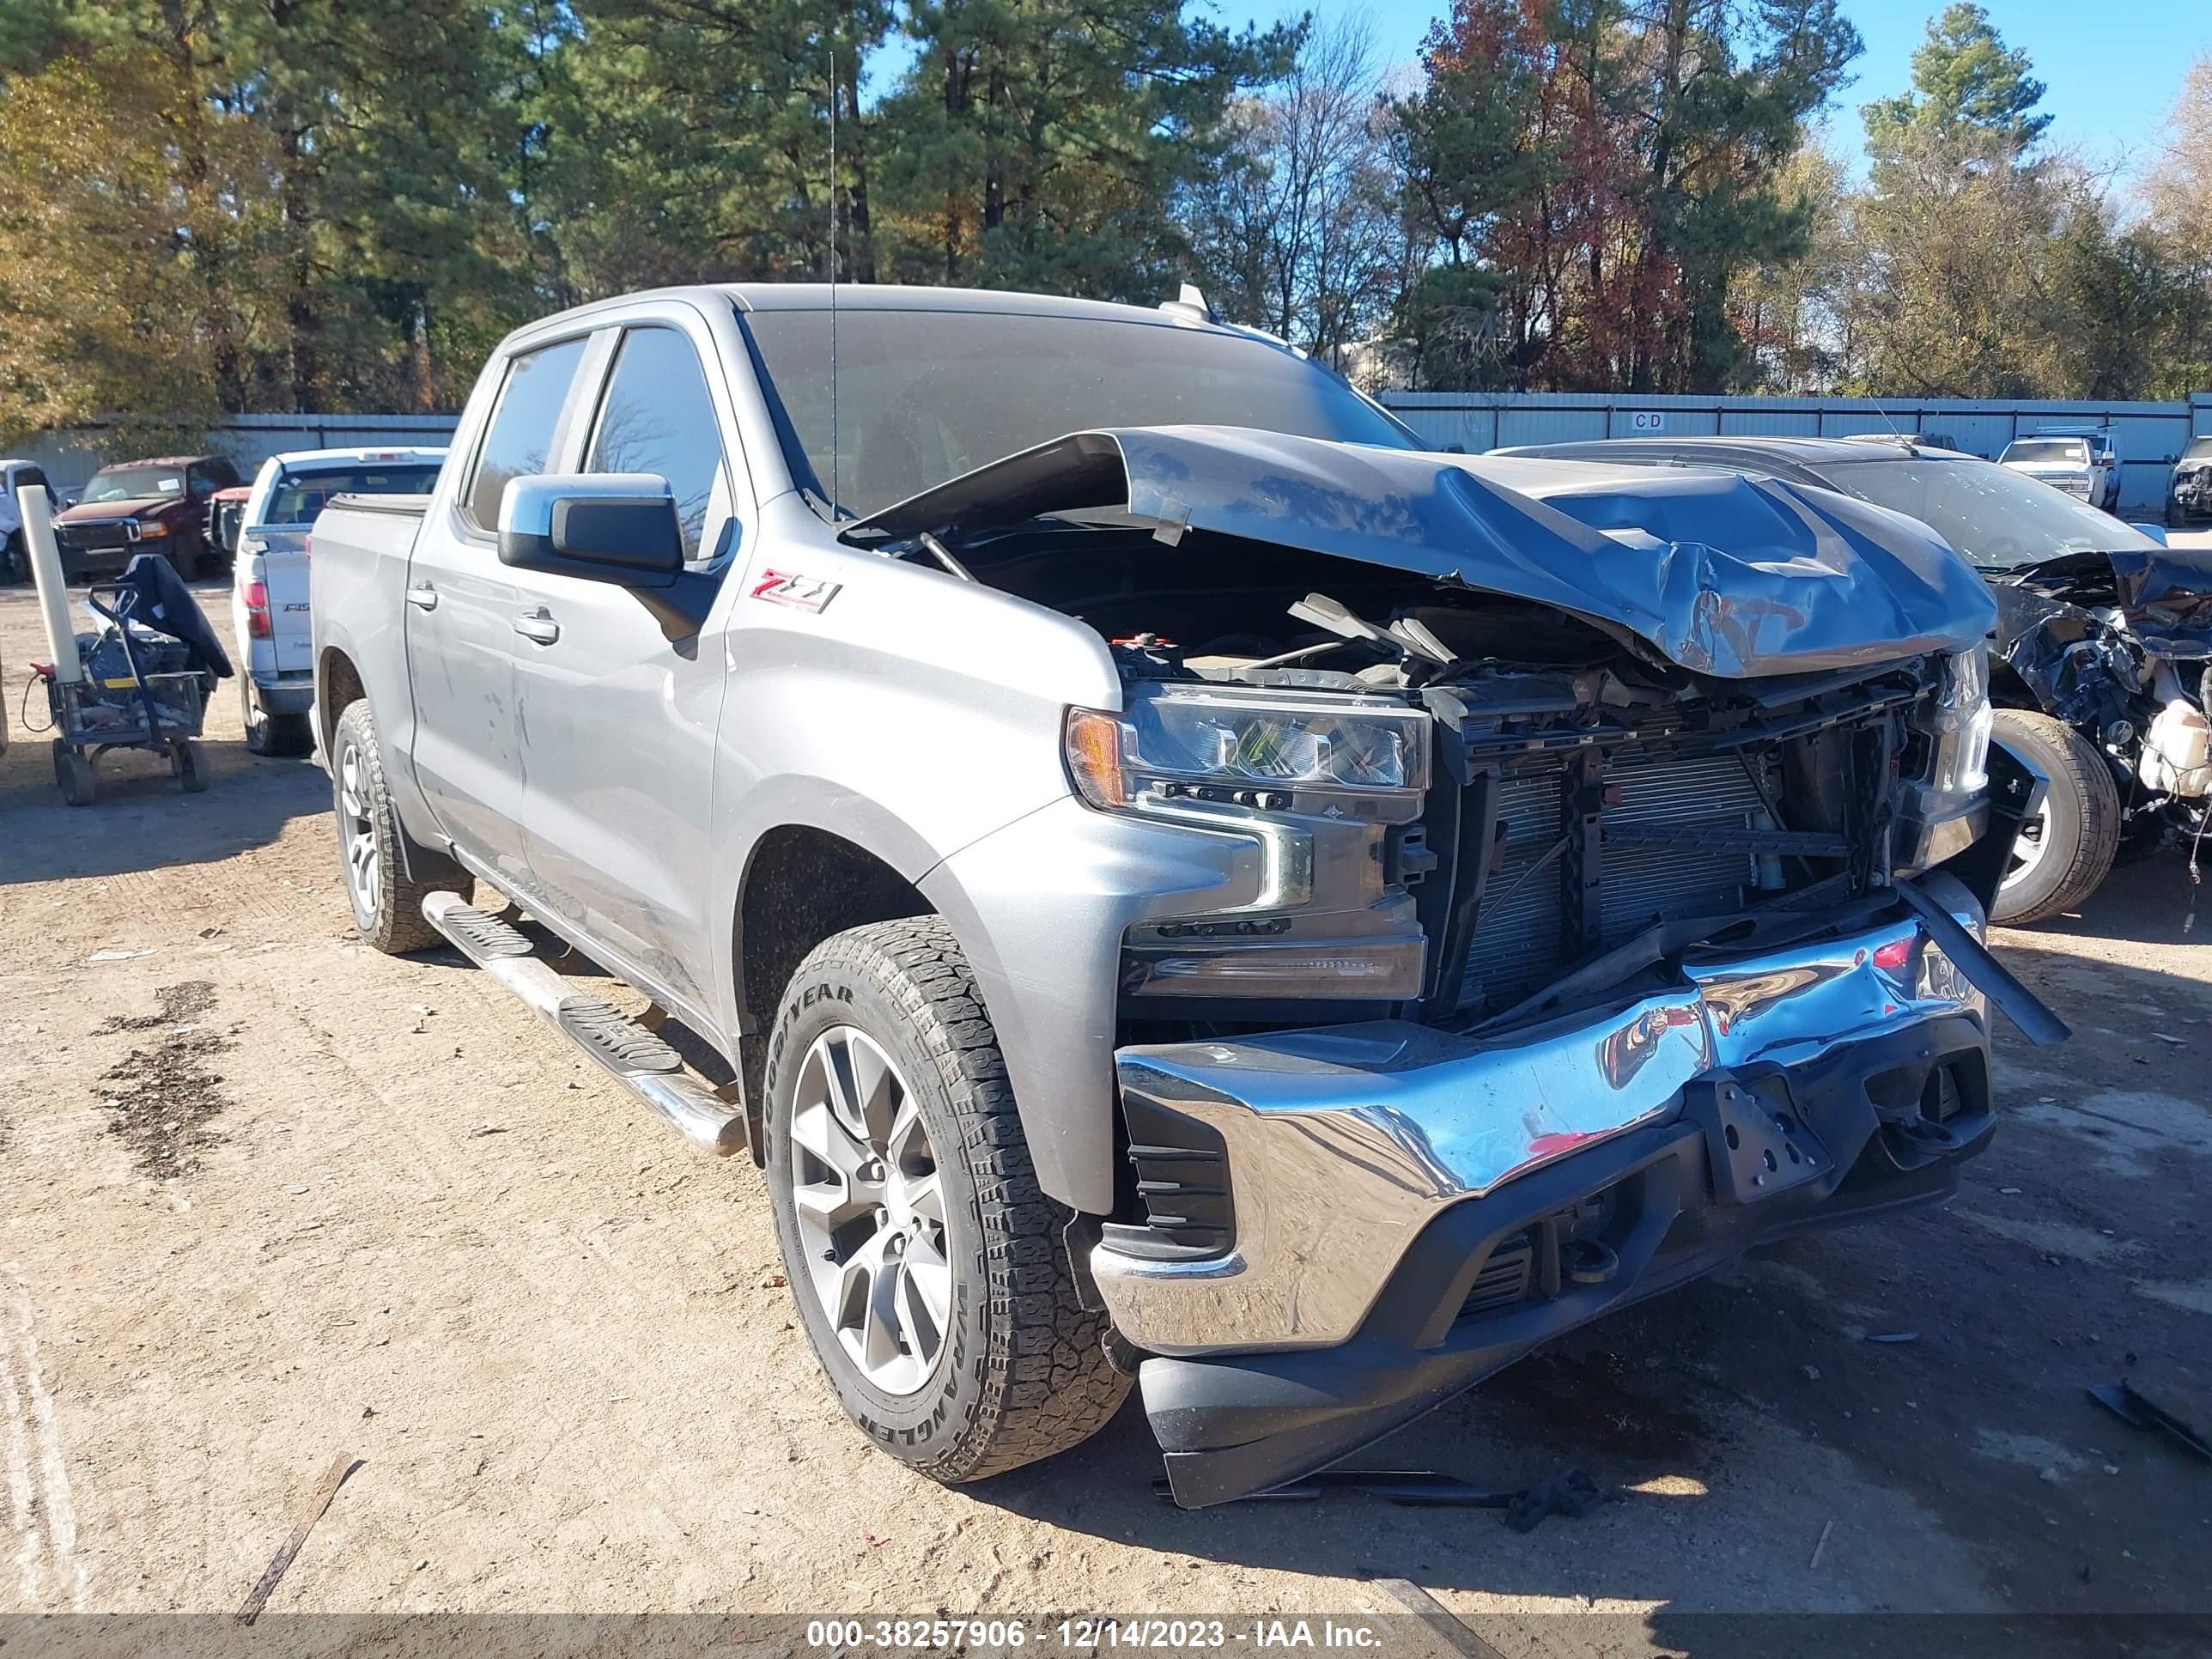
[337,740,381,919]
[2003,798,2052,891]
[788,1025,952,1397]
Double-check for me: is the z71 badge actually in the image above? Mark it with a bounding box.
[750,569,842,612]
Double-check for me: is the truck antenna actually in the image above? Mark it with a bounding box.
[828,40,840,519]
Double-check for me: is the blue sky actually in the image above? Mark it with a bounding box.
[1225,0,2209,175]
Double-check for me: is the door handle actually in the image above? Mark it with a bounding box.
[404,583,438,611]
[514,608,560,645]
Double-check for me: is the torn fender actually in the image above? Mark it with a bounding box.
[844,427,1997,678]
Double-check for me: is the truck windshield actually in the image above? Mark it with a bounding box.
[1814,456,2160,570]
[82,466,185,502]
[267,464,441,524]
[2003,440,2089,464]
[740,306,1418,517]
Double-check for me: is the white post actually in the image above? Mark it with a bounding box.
[17,483,82,685]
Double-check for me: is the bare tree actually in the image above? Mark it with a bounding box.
[1185,18,1409,360]
[2142,52,2212,386]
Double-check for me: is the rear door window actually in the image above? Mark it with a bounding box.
[465,337,592,529]
[584,325,734,563]
[269,465,441,524]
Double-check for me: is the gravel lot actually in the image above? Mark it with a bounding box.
[1,551,2208,1655]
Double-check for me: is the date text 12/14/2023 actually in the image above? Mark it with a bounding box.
[801,1620,1392,1650]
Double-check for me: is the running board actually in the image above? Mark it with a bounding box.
[421,891,745,1156]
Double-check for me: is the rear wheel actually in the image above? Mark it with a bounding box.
[1990,709,2121,926]
[52,740,95,806]
[240,677,313,757]
[331,697,468,953]
[169,738,207,793]
[764,916,1129,1485]
[2,530,23,586]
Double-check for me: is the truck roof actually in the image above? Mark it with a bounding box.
[505,282,1281,345]
[1496,434,1957,470]
[266,446,447,471]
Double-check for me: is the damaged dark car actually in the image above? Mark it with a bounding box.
[1508,435,2212,925]
[311,287,2062,1510]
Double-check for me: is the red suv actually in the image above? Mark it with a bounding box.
[53,453,242,581]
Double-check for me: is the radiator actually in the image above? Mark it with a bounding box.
[1462,748,1769,1009]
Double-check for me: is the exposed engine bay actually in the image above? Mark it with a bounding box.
[934,519,1990,1035]
[1992,550,2212,835]
[840,428,2008,1042]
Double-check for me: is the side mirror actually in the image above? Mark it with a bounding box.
[497,473,683,588]
[2129,522,2170,546]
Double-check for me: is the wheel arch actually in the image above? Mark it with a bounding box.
[731,823,938,1164]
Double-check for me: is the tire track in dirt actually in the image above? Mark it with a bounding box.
[2,1272,86,1611]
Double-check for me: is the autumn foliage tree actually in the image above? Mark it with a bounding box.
[1391,0,1859,392]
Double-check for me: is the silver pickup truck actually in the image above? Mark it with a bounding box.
[312,283,2061,1507]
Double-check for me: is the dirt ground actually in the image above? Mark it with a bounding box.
[1,557,2208,1656]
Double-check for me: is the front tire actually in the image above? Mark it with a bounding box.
[1990,709,2121,925]
[764,916,1129,1484]
[331,697,468,953]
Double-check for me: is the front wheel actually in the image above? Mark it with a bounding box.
[1990,709,2121,926]
[330,697,468,953]
[764,916,1129,1484]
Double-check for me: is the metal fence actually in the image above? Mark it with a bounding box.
[1379,391,2212,517]
[9,413,463,495]
[15,393,2212,516]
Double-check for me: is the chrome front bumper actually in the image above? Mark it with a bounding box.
[1093,885,1988,1357]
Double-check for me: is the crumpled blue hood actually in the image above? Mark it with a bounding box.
[846,425,1998,678]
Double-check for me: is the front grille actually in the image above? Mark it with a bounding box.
[58,520,135,553]
[1462,748,1770,1008]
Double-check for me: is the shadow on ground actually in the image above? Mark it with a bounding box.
[957,862,2212,1639]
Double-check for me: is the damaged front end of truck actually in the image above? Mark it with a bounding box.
[1992,547,2212,845]
[848,428,2063,1507]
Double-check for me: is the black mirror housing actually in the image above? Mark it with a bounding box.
[497,473,684,588]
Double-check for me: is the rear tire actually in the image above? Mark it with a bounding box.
[331,697,468,953]
[170,738,207,793]
[1,530,23,586]
[1990,709,2121,926]
[241,677,313,757]
[764,916,1129,1485]
[52,740,95,806]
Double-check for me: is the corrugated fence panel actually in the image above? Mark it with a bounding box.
[1718,407,1821,436]
[1610,407,1720,436]
[1495,408,1608,447]
[1919,413,2013,457]
[1383,391,2209,516]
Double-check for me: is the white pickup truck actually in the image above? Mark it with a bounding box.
[228,447,444,753]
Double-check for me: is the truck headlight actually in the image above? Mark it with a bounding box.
[1065,683,1429,811]
[1929,646,1991,795]
[1067,684,1431,1001]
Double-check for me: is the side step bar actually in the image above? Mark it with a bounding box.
[422,891,746,1156]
